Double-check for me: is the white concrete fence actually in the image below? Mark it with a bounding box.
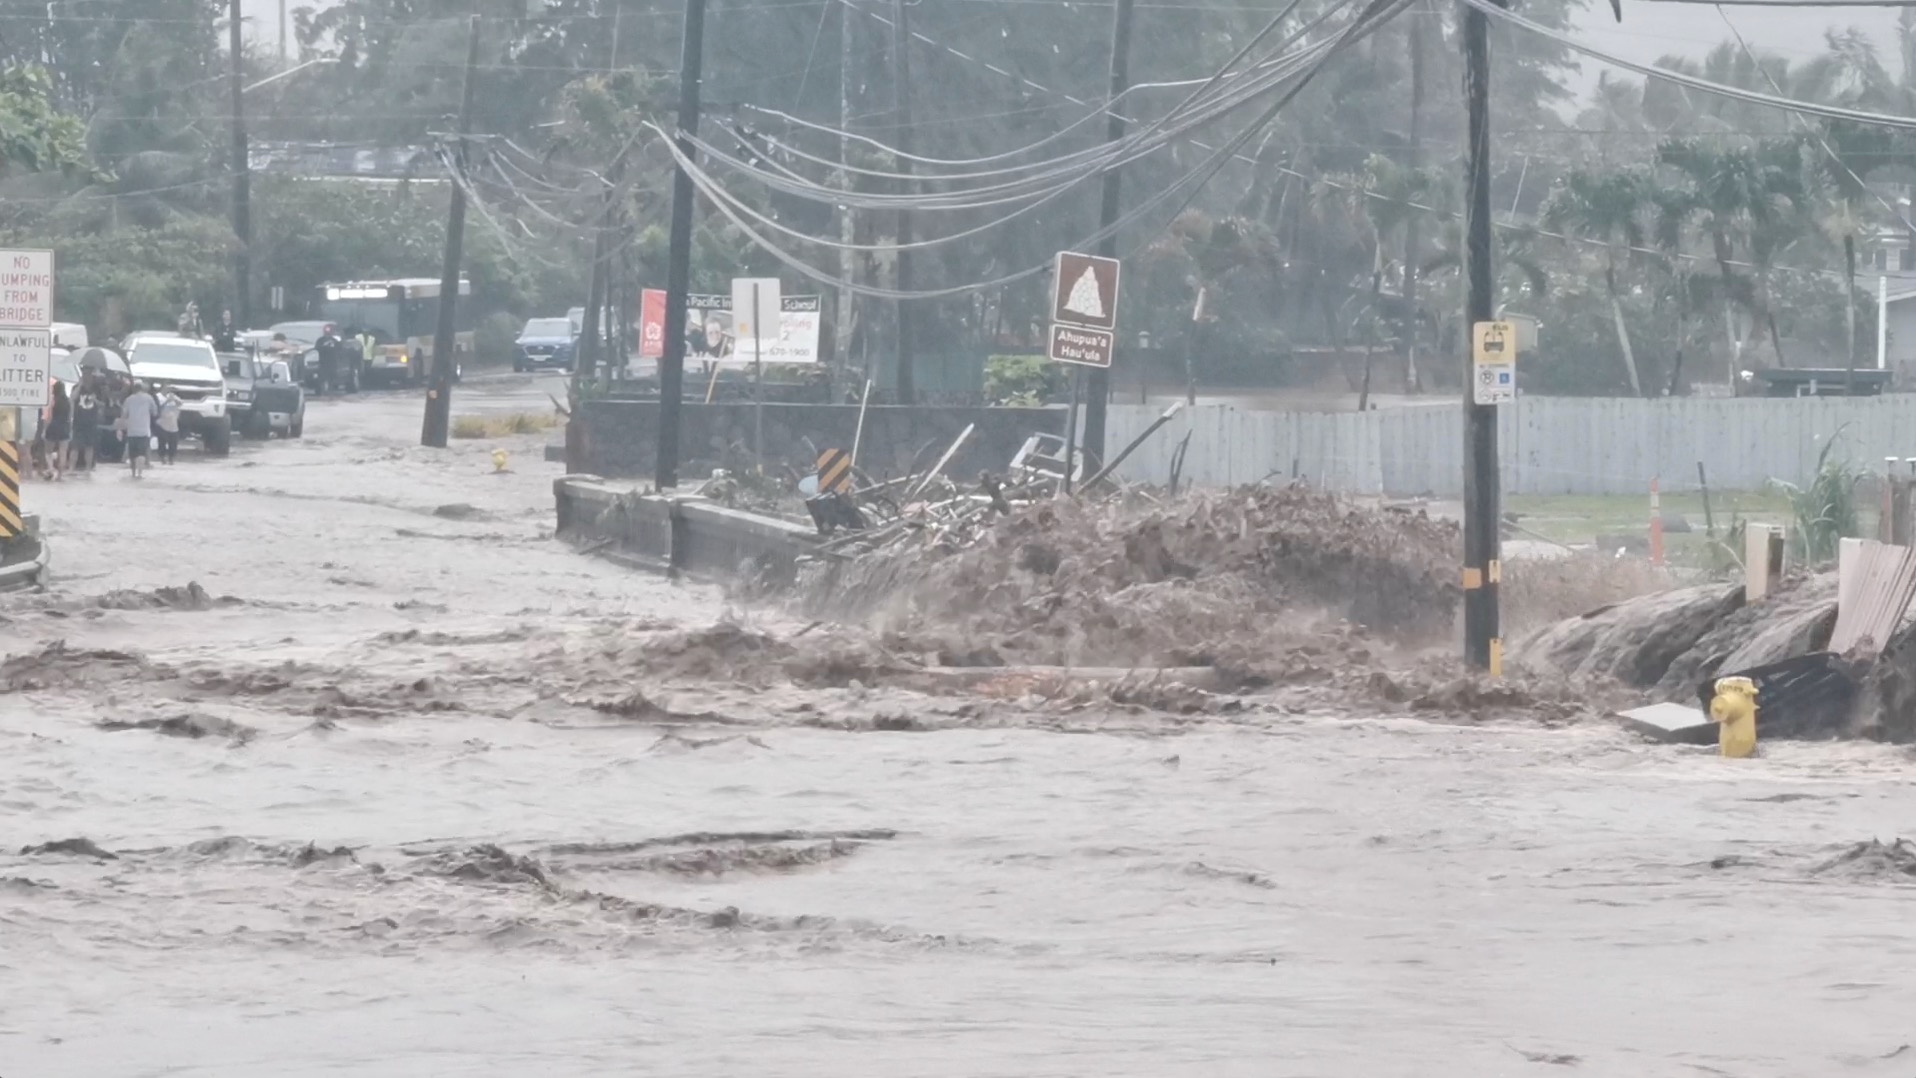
[1104,395,1916,496]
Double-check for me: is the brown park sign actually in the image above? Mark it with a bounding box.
[1051,251,1120,331]
[1048,323,1114,368]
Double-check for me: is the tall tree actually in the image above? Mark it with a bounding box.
[1543,168,1649,395]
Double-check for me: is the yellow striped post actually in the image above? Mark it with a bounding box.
[815,448,854,495]
[0,440,21,539]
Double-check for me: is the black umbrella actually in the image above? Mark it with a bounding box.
[75,347,127,373]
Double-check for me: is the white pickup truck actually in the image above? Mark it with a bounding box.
[124,333,232,456]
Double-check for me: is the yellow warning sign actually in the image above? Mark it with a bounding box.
[0,440,22,539]
[815,448,854,495]
[1472,320,1513,363]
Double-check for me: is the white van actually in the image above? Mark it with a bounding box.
[51,322,88,350]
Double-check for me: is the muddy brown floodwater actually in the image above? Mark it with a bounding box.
[5,376,1916,1077]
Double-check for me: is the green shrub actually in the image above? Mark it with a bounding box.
[985,354,1064,406]
[1770,432,1860,566]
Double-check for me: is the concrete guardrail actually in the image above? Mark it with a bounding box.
[554,476,820,585]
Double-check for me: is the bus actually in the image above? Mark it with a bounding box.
[313,278,474,387]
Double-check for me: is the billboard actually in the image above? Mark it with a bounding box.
[639,288,822,364]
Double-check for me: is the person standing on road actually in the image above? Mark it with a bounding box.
[314,324,343,395]
[71,376,100,473]
[212,309,238,353]
[42,381,69,481]
[120,380,157,479]
[155,389,182,465]
[97,374,124,465]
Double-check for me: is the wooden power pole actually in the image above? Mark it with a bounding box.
[1461,0,1500,670]
[657,0,708,489]
[890,0,916,401]
[421,14,479,449]
[230,0,250,327]
[1082,0,1136,469]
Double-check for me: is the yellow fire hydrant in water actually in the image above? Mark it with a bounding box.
[491,449,509,473]
[1709,676,1759,759]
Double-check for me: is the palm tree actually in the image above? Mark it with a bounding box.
[1655,137,1812,378]
[1350,156,1440,408]
[1542,168,1649,395]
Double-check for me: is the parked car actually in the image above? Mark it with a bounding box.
[125,333,231,456]
[236,329,279,354]
[220,353,306,439]
[514,317,576,372]
[263,320,333,389]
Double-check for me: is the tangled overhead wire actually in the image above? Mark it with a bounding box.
[648,0,1414,299]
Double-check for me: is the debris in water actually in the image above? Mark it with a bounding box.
[291,842,358,867]
[91,582,234,611]
[587,689,735,725]
[413,843,555,890]
[1509,1045,1582,1066]
[19,837,118,860]
[97,713,256,742]
[800,484,1461,672]
[1,641,154,691]
[0,876,55,892]
[1809,838,1916,881]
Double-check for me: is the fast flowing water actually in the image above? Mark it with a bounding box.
[4,377,1915,1077]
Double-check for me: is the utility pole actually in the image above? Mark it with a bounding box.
[1460,0,1500,671]
[836,1,859,380]
[657,0,708,488]
[1082,0,1136,469]
[420,15,479,449]
[229,0,250,328]
[280,0,289,62]
[577,217,607,393]
[1402,0,1426,392]
[890,0,916,401]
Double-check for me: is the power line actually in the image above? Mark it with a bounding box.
[656,0,1411,298]
[1462,0,1916,131]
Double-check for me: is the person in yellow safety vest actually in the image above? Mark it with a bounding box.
[357,330,377,372]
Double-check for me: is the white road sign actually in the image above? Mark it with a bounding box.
[731,277,782,342]
[0,326,51,407]
[1472,320,1515,406]
[0,250,53,327]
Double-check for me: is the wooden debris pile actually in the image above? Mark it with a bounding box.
[796,482,1464,671]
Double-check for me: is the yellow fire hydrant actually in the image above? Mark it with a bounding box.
[491,448,509,473]
[1708,676,1759,759]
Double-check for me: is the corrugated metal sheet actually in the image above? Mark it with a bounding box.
[1101,395,1916,497]
[1830,539,1916,657]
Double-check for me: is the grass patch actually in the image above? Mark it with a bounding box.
[451,411,559,439]
[1505,491,1793,544]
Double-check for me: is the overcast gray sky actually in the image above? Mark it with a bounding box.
[1570,0,1906,94]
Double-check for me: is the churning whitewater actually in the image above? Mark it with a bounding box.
[4,378,1916,1078]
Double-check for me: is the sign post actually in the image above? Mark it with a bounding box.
[732,277,781,473]
[1046,251,1122,489]
[1471,320,1515,406]
[0,249,51,540]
